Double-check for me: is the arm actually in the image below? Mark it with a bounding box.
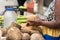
[40,20,57,28]
[40,0,60,28]
[27,0,60,28]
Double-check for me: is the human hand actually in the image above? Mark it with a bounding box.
[27,15,42,26]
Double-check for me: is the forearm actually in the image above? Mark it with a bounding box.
[40,20,58,28]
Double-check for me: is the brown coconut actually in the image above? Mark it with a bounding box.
[0,30,2,38]
[30,33,45,40]
[21,23,42,34]
[8,22,21,30]
[27,15,38,21]
[27,15,41,26]
[6,27,22,40]
[0,28,7,37]
[22,33,30,40]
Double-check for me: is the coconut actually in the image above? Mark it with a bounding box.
[0,28,7,37]
[0,30,2,38]
[6,27,22,40]
[9,22,21,30]
[27,15,37,21]
[30,33,45,40]
[21,23,42,34]
[27,15,40,26]
[22,33,30,40]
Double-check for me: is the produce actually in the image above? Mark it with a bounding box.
[9,22,21,29]
[21,23,42,34]
[0,22,22,40]
[31,33,45,40]
[22,33,30,40]
[17,16,27,24]
[0,28,7,37]
[7,27,22,40]
[27,15,37,21]
[27,15,40,26]
[0,30,2,38]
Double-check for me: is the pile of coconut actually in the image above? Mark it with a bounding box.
[0,15,45,40]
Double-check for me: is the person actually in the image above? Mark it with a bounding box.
[17,0,26,15]
[17,0,26,6]
[27,0,60,40]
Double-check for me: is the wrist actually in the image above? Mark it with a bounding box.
[39,21,42,25]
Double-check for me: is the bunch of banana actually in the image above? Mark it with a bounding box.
[19,6,27,9]
[0,16,4,27]
[17,15,27,24]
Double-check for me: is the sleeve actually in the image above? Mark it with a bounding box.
[44,0,55,20]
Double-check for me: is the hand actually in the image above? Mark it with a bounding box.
[27,15,42,26]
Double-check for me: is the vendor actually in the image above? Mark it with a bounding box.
[17,0,26,6]
[17,0,26,15]
[27,0,60,40]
